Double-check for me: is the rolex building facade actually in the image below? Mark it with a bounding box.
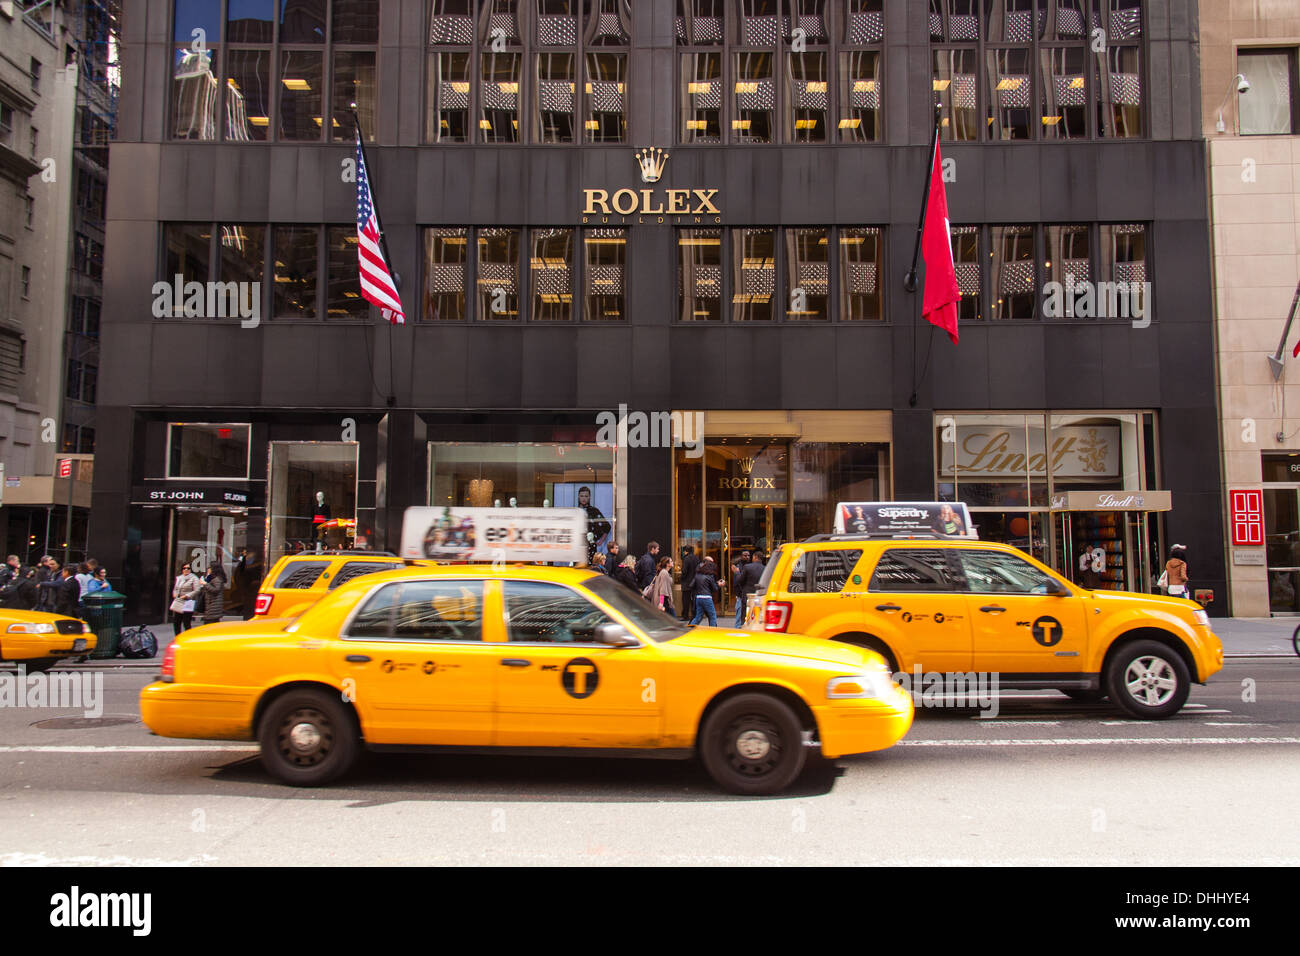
[94,0,1226,622]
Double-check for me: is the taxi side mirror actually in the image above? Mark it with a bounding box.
[1046,577,1069,596]
[595,623,639,647]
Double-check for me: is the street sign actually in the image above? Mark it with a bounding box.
[57,458,72,478]
[1229,490,1264,547]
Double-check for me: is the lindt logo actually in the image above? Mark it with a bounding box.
[1098,494,1144,508]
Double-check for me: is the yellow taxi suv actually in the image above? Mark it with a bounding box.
[747,535,1224,720]
[141,565,913,795]
[253,552,410,619]
[1,610,96,671]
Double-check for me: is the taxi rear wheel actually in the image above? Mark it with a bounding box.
[700,694,807,796]
[258,690,360,786]
[1105,640,1190,719]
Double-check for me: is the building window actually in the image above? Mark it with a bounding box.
[477,227,521,319]
[1099,223,1147,319]
[785,228,828,320]
[30,125,38,158]
[530,227,574,321]
[733,227,776,321]
[24,194,34,229]
[164,224,213,300]
[584,227,625,320]
[680,51,723,142]
[1238,48,1299,136]
[427,0,628,143]
[951,225,981,321]
[0,104,13,148]
[1043,223,1090,316]
[991,224,1036,319]
[31,58,41,93]
[167,423,252,478]
[933,0,1141,140]
[268,441,359,561]
[678,228,723,321]
[839,226,882,320]
[839,1,882,141]
[326,226,366,316]
[170,0,378,142]
[218,223,266,310]
[273,226,320,317]
[20,266,30,300]
[423,228,468,320]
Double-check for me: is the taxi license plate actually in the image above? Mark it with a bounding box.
[72,639,86,651]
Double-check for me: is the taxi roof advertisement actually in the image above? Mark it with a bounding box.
[400,507,589,564]
[834,501,978,538]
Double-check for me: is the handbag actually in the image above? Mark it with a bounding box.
[1156,569,1169,589]
[182,599,196,614]
[170,596,187,613]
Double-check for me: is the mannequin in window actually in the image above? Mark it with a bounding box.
[313,492,331,525]
[509,497,517,507]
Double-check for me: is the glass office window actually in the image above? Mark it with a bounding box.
[278,50,323,140]
[733,228,775,322]
[584,228,626,320]
[224,49,271,140]
[786,52,828,142]
[992,225,1035,319]
[585,52,626,142]
[839,227,882,321]
[785,228,828,320]
[679,229,722,321]
[478,228,520,319]
[951,225,980,322]
[428,51,472,141]
[326,225,367,317]
[733,51,775,142]
[681,52,722,141]
[481,52,522,141]
[333,50,376,141]
[273,225,319,317]
[535,52,576,142]
[838,50,880,141]
[423,228,468,321]
[531,227,574,321]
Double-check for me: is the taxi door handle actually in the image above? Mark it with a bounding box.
[979,605,1007,614]
[875,604,902,612]
[344,655,371,663]
[501,659,531,667]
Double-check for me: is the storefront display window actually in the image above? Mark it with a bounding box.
[168,423,250,478]
[267,442,358,563]
[428,442,615,558]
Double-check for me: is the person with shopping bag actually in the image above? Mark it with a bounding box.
[170,563,202,632]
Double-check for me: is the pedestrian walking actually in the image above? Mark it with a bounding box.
[1164,544,1190,599]
[0,554,20,587]
[35,556,56,585]
[612,554,640,594]
[202,564,227,625]
[636,541,660,590]
[588,552,607,574]
[690,557,721,627]
[679,545,699,622]
[603,541,623,575]
[647,556,675,616]
[54,566,81,617]
[86,567,111,595]
[732,550,765,627]
[171,563,201,632]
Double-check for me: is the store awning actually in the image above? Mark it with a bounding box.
[1049,491,1171,512]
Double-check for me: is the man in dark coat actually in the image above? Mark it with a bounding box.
[733,552,765,627]
[679,545,699,621]
[636,541,660,590]
[603,541,623,575]
[54,567,81,617]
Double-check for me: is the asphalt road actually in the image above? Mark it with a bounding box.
[1,659,1296,866]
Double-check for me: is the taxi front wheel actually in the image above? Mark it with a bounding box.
[1105,640,1190,719]
[700,694,807,796]
[258,689,360,786]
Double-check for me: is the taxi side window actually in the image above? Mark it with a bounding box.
[955,550,1054,595]
[503,581,613,644]
[786,553,808,592]
[869,548,960,592]
[274,561,329,589]
[347,580,483,641]
[789,550,864,593]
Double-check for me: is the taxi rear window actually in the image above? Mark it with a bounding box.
[327,561,404,589]
[273,561,329,589]
[869,548,960,592]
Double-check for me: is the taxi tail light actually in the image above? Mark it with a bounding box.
[764,601,792,632]
[254,593,273,615]
[161,642,178,683]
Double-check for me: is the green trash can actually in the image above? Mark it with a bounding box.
[82,590,127,659]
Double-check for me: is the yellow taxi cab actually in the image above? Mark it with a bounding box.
[0,609,96,671]
[746,535,1224,719]
[140,564,913,794]
[253,551,412,619]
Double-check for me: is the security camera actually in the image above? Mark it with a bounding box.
[1237,74,1251,94]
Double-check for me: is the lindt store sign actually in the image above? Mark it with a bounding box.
[939,426,1121,479]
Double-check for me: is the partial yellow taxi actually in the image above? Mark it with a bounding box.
[252,551,411,618]
[141,565,913,794]
[0,609,96,671]
[748,535,1224,719]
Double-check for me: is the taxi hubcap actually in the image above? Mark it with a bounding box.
[724,715,782,777]
[1124,656,1177,707]
[736,729,771,760]
[278,707,333,766]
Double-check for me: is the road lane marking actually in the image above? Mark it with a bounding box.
[897,737,1300,747]
[1204,722,1271,727]
[0,745,258,754]
[973,721,1062,726]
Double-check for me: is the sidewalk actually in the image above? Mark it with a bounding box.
[64,615,1300,667]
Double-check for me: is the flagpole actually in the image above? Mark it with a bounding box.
[351,105,399,409]
[906,102,943,408]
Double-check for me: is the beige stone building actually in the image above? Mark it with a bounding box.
[1205,0,1300,614]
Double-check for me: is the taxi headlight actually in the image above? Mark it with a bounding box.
[1193,609,1210,627]
[82,622,93,634]
[7,622,55,634]
[828,674,892,699]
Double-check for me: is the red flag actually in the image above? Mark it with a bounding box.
[921,140,960,345]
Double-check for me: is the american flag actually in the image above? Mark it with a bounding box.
[355,133,405,324]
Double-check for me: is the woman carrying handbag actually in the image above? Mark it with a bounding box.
[170,563,201,633]
[646,555,675,617]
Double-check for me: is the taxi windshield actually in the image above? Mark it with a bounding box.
[582,574,690,642]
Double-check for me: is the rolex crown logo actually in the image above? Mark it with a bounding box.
[738,457,756,476]
[636,147,668,183]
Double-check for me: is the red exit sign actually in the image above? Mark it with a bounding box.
[57,459,72,479]
[1229,490,1263,547]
